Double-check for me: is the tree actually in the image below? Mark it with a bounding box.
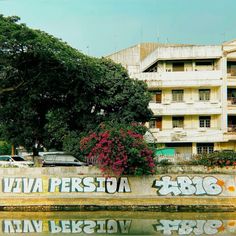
[0,15,153,152]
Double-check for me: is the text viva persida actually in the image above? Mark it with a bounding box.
[2,177,131,193]
[1,176,226,195]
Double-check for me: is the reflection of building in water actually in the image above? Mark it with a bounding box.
[106,40,236,160]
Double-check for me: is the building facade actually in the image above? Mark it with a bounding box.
[106,40,236,157]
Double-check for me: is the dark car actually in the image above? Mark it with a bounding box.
[41,153,87,167]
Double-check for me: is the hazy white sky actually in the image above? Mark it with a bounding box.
[1,0,236,57]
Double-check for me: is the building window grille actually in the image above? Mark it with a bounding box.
[199,116,211,128]
[199,89,210,101]
[172,90,184,102]
[172,116,184,128]
[197,143,214,154]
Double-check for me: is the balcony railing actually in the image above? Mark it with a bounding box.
[134,70,222,88]
[149,101,221,115]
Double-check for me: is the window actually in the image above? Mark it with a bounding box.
[228,116,236,132]
[172,90,184,102]
[151,90,162,103]
[149,117,162,130]
[172,116,184,128]
[172,62,184,72]
[149,120,156,129]
[199,89,210,101]
[227,61,236,76]
[195,61,213,66]
[195,60,214,71]
[197,143,214,154]
[199,116,211,128]
[227,89,236,104]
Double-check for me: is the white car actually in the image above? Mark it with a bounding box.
[0,155,34,167]
[41,153,87,167]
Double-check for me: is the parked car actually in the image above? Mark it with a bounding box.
[41,153,87,167]
[0,155,34,167]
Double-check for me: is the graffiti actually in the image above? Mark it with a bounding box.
[2,219,131,234]
[3,178,43,193]
[154,220,223,235]
[49,177,131,193]
[153,176,223,196]
[3,220,42,233]
[2,177,131,194]
[49,220,131,234]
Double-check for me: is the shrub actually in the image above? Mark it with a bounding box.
[192,151,236,167]
[80,122,156,176]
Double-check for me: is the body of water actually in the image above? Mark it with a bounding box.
[0,211,236,235]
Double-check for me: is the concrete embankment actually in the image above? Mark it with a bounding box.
[0,165,235,211]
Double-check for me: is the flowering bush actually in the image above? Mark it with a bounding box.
[80,123,156,176]
[192,151,236,167]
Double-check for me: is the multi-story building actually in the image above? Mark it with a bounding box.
[106,40,236,157]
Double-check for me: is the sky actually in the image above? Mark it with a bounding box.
[0,0,236,57]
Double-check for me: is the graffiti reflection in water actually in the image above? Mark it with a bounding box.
[154,220,225,235]
[1,214,236,235]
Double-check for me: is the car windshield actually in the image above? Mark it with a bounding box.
[12,156,25,161]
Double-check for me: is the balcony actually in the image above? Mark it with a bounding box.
[149,128,224,143]
[134,70,222,88]
[149,101,221,115]
[140,45,222,71]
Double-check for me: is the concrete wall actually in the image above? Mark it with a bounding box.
[0,167,236,211]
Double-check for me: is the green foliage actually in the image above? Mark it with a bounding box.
[156,159,172,166]
[63,131,86,161]
[0,141,11,155]
[192,151,236,167]
[80,122,156,176]
[0,15,152,151]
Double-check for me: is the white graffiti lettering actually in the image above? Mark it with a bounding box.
[3,178,43,193]
[49,177,131,193]
[153,176,222,196]
[2,177,131,194]
[154,220,223,235]
[3,220,42,233]
[49,220,132,234]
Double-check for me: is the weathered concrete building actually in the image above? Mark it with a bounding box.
[107,40,236,157]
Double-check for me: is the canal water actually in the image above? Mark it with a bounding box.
[1,211,236,235]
